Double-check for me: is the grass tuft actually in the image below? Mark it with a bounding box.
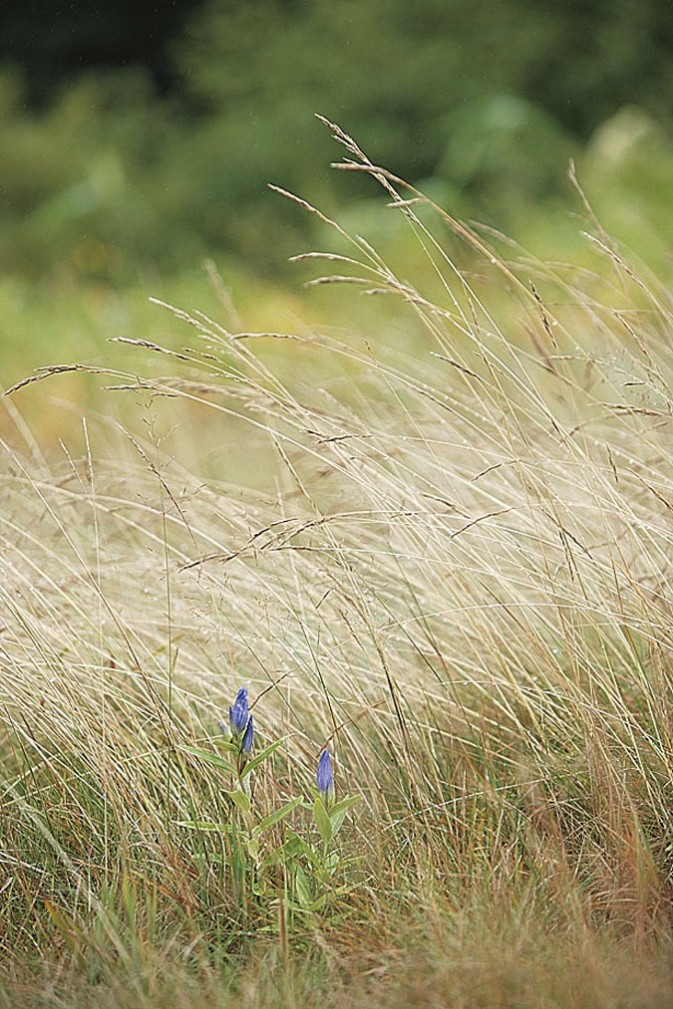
[2,127,673,1005]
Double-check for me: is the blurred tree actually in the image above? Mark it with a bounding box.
[0,0,671,277]
[0,0,204,105]
[4,0,671,134]
[162,0,672,260]
[522,0,673,135]
[174,0,556,182]
[163,0,567,257]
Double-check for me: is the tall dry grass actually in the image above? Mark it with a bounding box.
[1,122,673,1005]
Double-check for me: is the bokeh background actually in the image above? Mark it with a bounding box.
[1,0,672,433]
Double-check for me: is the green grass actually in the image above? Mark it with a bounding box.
[2,128,673,1006]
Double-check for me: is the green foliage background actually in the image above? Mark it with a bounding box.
[0,0,672,281]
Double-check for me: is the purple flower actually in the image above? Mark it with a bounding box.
[229,687,249,734]
[317,748,334,794]
[241,714,254,755]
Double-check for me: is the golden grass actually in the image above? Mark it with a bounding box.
[1,124,673,1005]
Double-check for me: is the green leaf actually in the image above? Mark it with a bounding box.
[282,900,314,917]
[179,745,237,774]
[280,831,321,866]
[175,820,228,831]
[225,788,251,813]
[239,738,284,779]
[329,795,362,816]
[294,864,313,908]
[328,795,361,838]
[325,849,339,871]
[214,739,239,755]
[246,835,260,860]
[313,795,332,847]
[253,796,303,836]
[285,892,329,913]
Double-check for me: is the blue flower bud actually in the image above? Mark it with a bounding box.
[317,748,334,794]
[229,687,249,734]
[241,714,254,755]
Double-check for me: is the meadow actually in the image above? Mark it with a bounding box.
[2,124,673,1007]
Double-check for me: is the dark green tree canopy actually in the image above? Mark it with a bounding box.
[0,0,203,103]
[3,0,671,134]
[1,0,671,276]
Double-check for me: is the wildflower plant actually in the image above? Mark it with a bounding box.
[241,714,254,755]
[278,744,362,922]
[178,687,361,933]
[317,748,334,796]
[224,687,255,774]
[229,686,250,735]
